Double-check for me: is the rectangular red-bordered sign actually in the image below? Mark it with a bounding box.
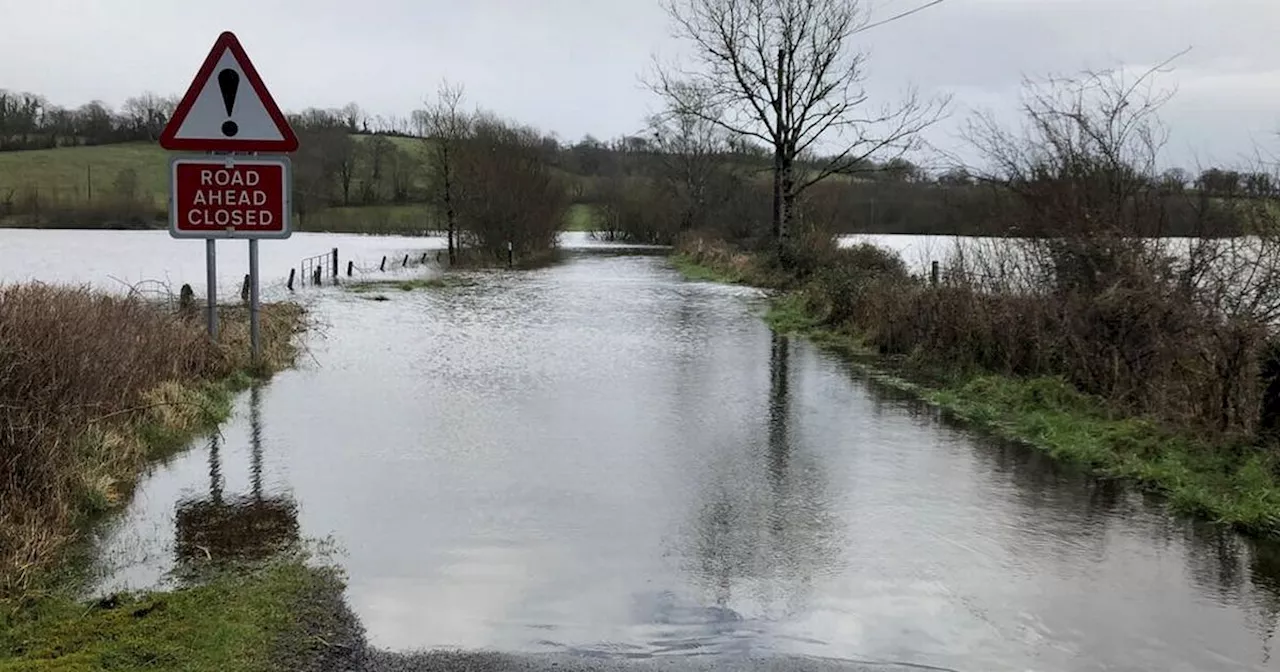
[168,155,292,239]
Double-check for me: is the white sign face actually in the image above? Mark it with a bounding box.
[170,50,284,144]
[159,32,298,153]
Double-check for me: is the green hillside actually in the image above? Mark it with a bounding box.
[0,139,601,233]
[0,142,169,204]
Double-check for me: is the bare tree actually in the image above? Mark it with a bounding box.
[648,82,734,232]
[653,0,950,251]
[358,135,395,203]
[333,134,358,206]
[415,80,470,264]
[341,102,366,133]
[121,92,175,141]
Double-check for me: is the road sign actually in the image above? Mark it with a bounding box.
[169,156,292,239]
[159,32,298,152]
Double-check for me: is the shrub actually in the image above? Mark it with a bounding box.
[453,115,568,260]
[0,285,303,595]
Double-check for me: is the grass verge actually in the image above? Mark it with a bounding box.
[0,287,308,597]
[670,253,749,284]
[0,559,361,672]
[678,253,1280,536]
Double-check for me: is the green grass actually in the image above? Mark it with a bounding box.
[0,140,593,233]
[297,204,432,235]
[562,203,596,231]
[0,142,168,205]
[670,253,748,284]
[0,560,342,672]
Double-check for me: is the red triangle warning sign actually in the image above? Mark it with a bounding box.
[159,32,298,152]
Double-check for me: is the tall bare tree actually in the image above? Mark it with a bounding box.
[648,82,733,232]
[415,80,470,265]
[654,0,949,250]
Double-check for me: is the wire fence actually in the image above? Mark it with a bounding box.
[285,247,442,291]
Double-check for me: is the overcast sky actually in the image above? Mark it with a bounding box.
[2,0,1277,169]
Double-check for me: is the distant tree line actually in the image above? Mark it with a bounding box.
[3,84,1274,240]
[0,90,178,149]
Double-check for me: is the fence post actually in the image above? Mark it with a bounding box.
[313,265,322,286]
[380,256,387,272]
[403,254,409,267]
[507,241,513,269]
[347,260,354,277]
[421,252,428,264]
[179,283,195,318]
[240,275,250,304]
[331,248,339,278]
[930,261,940,287]
[287,268,295,291]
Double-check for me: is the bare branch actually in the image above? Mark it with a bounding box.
[652,0,949,245]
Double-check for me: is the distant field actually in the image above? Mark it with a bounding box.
[0,142,168,204]
[298,204,433,235]
[563,204,597,231]
[0,140,599,232]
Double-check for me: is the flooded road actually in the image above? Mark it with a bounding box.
[79,241,1280,671]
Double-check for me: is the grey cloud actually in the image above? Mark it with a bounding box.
[0,0,1275,167]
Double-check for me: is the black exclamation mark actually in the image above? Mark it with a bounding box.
[218,68,240,137]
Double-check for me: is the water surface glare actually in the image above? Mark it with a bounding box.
[50,240,1280,672]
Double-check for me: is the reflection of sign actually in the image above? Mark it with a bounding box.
[175,495,299,563]
[169,156,291,239]
[159,31,298,152]
[174,387,299,566]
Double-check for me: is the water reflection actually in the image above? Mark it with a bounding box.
[680,331,843,632]
[173,386,298,568]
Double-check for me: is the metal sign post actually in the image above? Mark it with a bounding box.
[248,238,261,362]
[205,238,218,338]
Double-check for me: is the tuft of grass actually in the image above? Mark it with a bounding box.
[670,253,747,284]
[0,560,351,672]
[346,275,474,294]
[763,292,820,333]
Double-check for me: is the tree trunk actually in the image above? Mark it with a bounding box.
[444,171,456,266]
[438,143,458,266]
[772,147,784,243]
[779,152,794,243]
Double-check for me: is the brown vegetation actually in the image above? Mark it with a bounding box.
[452,115,568,260]
[682,64,1280,476]
[0,285,304,596]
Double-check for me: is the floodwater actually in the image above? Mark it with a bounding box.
[5,229,1280,671]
